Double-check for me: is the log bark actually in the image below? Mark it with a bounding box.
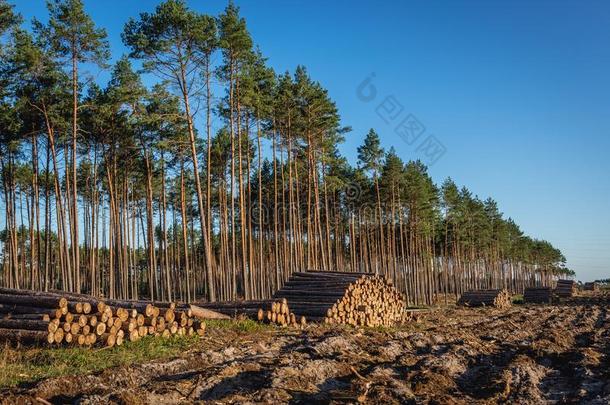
[189,305,231,320]
[0,319,50,331]
[0,294,67,309]
[0,305,58,316]
[0,328,49,344]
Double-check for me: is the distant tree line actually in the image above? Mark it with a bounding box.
[0,0,572,304]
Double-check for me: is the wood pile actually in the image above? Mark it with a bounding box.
[458,289,511,309]
[273,271,407,327]
[555,279,576,297]
[191,299,306,327]
[524,287,552,304]
[584,282,600,291]
[0,288,206,347]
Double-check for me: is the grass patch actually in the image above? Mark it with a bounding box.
[0,335,199,389]
[512,294,524,304]
[205,318,272,333]
[0,320,274,389]
[365,324,400,333]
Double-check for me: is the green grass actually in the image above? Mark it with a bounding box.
[0,319,275,389]
[0,335,199,389]
[512,294,524,304]
[205,318,273,333]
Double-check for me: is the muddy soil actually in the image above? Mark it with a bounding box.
[3,292,610,404]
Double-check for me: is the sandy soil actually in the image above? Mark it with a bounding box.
[2,292,610,404]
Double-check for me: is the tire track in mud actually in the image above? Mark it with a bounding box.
[482,298,610,404]
[389,298,610,404]
[532,303,609,403]
[433,305,563,402]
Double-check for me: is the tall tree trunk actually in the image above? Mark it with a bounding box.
[71,50,80,293]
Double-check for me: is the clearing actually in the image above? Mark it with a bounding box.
[1,293,609,404]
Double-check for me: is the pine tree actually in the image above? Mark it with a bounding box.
[123,0,217,299]
[218,0,254,298]
[0,1,20,36]
[44,0,109,292]
[357,129,385,274]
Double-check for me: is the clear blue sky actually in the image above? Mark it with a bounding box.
[12,0,610,281]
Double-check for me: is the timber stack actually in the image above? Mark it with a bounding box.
[0,288,206,347]
[273,271,407,327]
[458,289,511,309]
[524,287,552,304]
[584,282,599,291]
[555,279,576,297]
[190,299,306,327]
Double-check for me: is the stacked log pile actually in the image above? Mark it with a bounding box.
[524,287,552,304]
[584,282,600,291]
[0,288,206,347]
[458,289,511,309]
[273,271,407,327]
[555,279,576,297]
[191,299,306,327]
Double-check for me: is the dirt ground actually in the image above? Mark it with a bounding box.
[2,292,610,404]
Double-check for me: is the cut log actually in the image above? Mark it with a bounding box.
[273,271,405,327]
[0,294,67,309]
[0,313,51,321]
[555,279,576,297]
[0,304,61,317]
[524,287,552,304]
[458,289,511,309]
[0,288,207,347]
[0,328,49,344]
[0,319,50,331]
